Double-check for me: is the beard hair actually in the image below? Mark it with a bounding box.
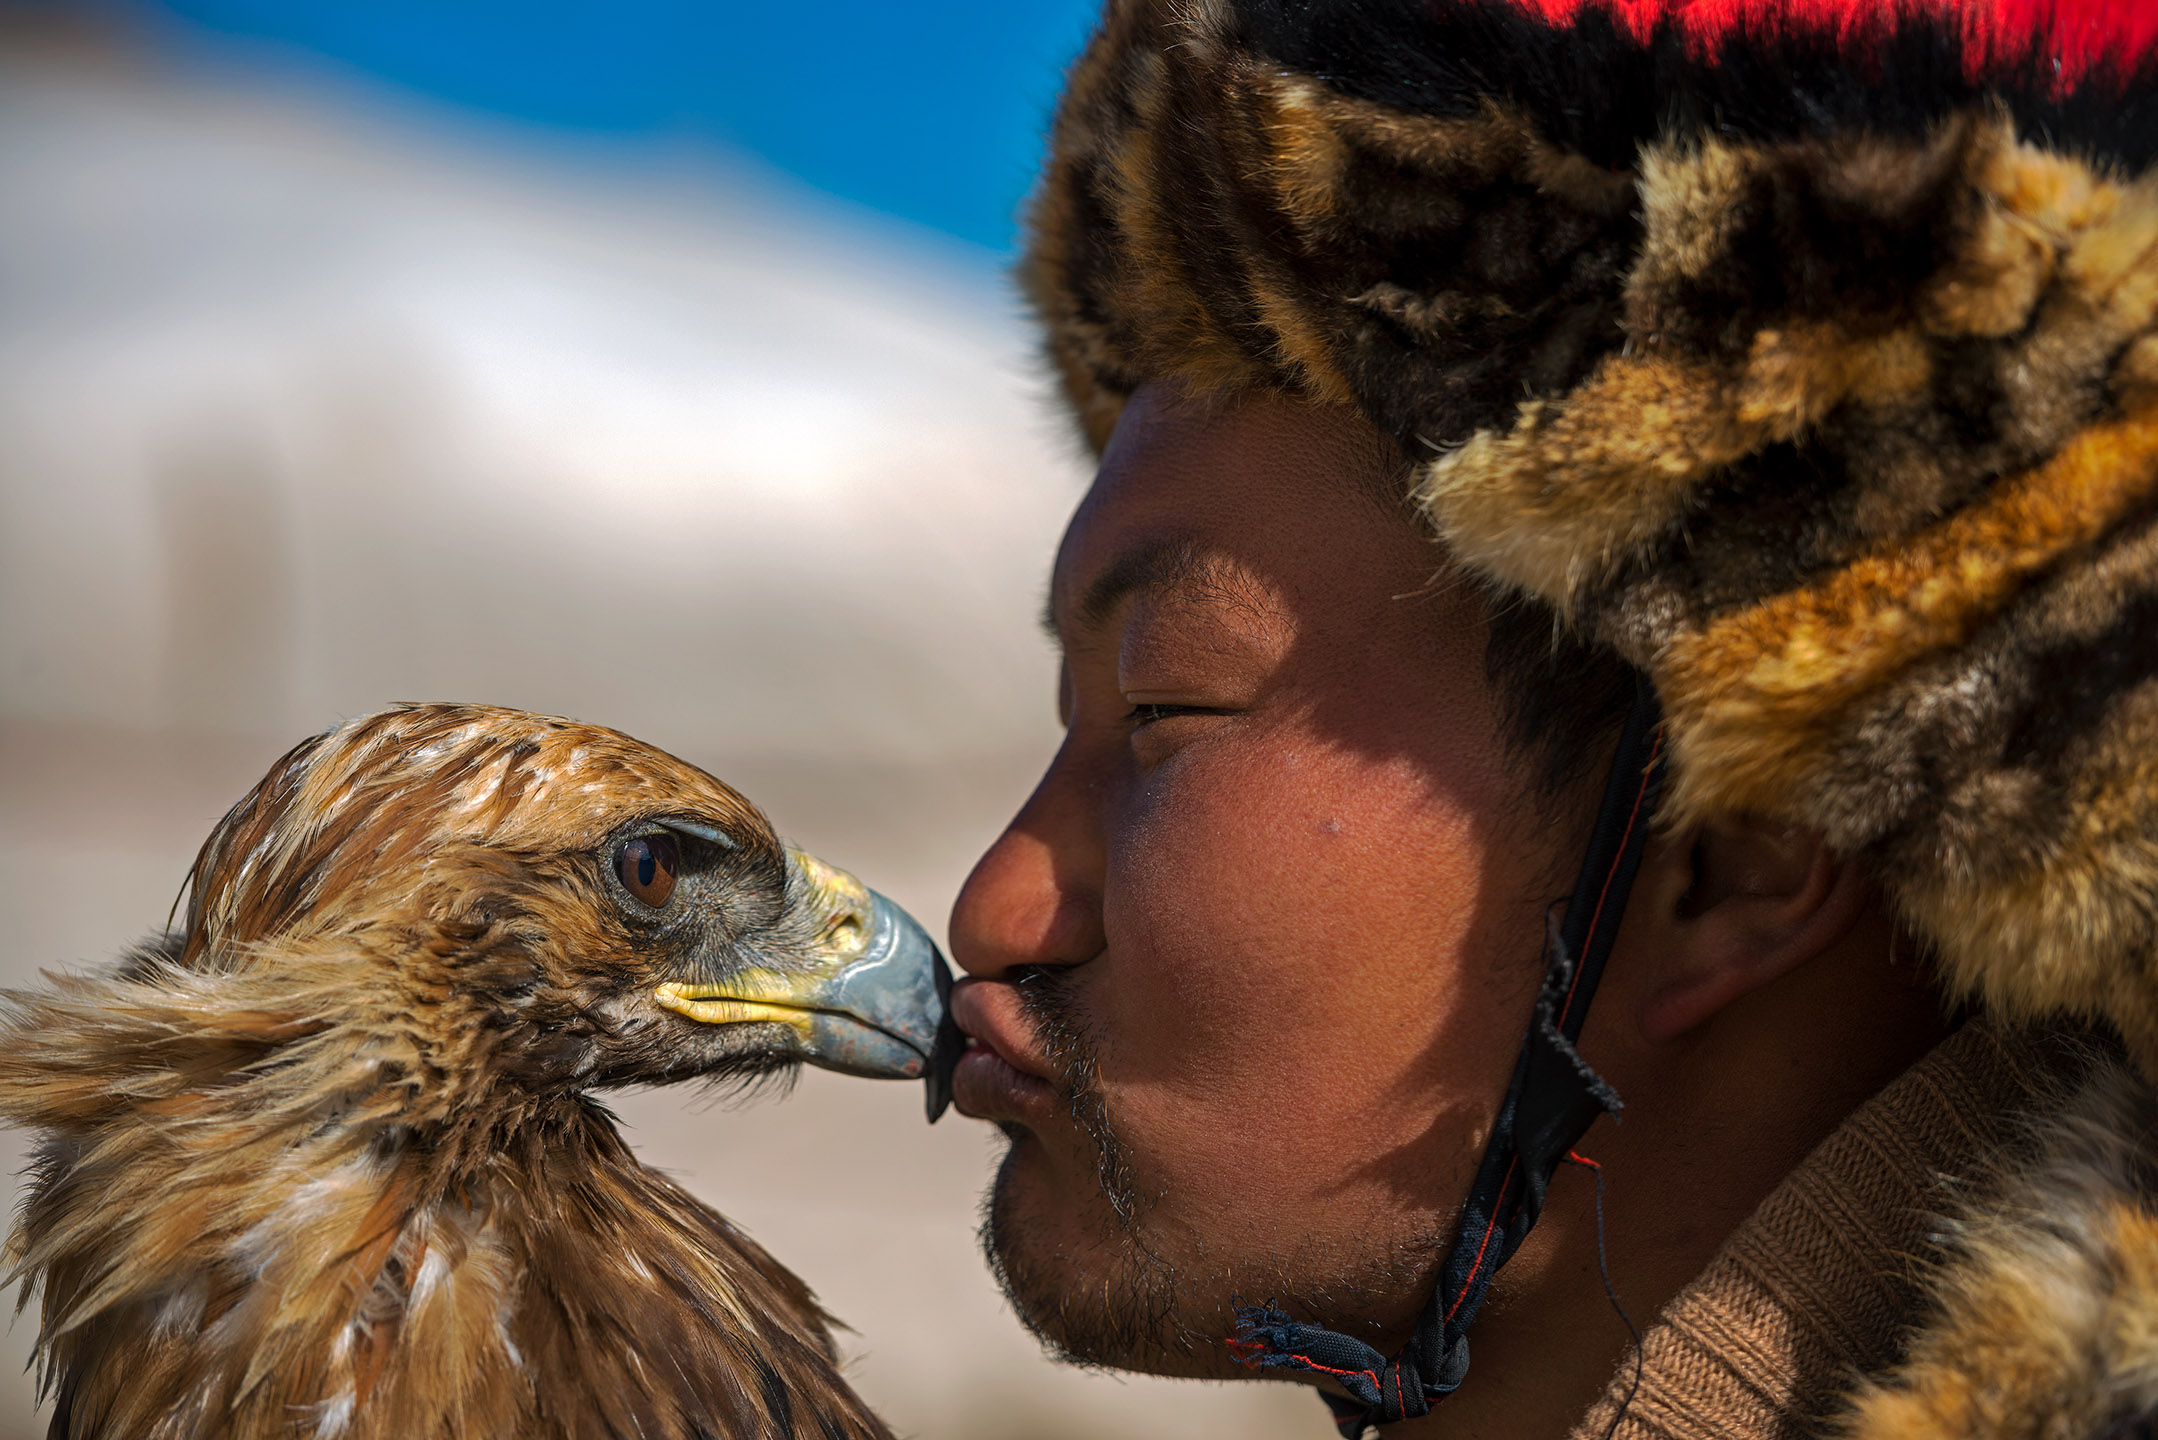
[979,964,1198,1368]
[977,966,1445,1376]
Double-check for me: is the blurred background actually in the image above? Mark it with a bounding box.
[0,2,1320,1435]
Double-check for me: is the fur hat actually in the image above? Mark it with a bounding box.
[1026,0,2158,1070]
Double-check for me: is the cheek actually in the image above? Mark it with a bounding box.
[1092,728,1533,1204]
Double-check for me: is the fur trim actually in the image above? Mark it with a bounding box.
[1027,0,2158,1065]
[1840,1047,2158,1440]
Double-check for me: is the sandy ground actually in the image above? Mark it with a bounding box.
[0,20,1325,1440]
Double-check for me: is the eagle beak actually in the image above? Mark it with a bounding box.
[655,851,964,1121]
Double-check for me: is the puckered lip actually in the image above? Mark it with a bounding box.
[948,977,1062,1124]
[949,977,1056,1081]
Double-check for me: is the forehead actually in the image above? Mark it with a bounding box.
[1049,385,1419,633]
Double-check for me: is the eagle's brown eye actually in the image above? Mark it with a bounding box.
[615,834,680,908]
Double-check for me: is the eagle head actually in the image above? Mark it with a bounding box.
[0,702,954,1439]
[177,701,957,1112]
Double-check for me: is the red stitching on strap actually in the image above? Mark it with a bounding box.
[1227,1346,1382,1394]
[1558,728,1665,1029]
[1442,1156,1519,1324]
[1448,732,1660,1329]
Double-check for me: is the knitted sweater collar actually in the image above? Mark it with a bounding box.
[1571,1021,2111,1440]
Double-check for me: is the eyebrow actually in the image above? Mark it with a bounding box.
[1040,528,1268,647]
[1040,534,1205,644]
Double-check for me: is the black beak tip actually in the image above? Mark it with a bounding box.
[925,952,963,1123]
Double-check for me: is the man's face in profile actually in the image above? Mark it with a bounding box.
[947,383,1574,1377]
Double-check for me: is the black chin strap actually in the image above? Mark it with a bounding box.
[1229,683,1667,1437]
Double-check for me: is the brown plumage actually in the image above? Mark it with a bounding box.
[0,703,937,1440]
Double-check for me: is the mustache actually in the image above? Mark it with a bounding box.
[1012,964,1145,1231]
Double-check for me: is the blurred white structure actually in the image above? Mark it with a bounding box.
[0,28,1073,765]
[0,21,1321,1440]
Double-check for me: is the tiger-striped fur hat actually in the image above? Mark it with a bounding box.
[1026,0,2158,1072]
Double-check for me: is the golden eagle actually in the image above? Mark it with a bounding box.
[0,703,957,1439]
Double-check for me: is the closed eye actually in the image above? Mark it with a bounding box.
[1127,702,1217,727]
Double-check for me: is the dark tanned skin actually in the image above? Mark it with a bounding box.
[948,384,1951,1439]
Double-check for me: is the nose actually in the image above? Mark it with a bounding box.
[948,751,1107,981]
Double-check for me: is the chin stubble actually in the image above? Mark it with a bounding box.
[978,965,1201,1368]
[975,966,1459,1379]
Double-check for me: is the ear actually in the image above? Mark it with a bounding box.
[1628,815,1872,1043]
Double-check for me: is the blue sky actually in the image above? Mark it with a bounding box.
[126,0,1103,252]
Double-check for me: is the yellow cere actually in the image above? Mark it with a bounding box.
[788,849,874,959]
[651,851,877,1027]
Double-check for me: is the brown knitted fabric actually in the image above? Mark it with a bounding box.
[1569,1022,2100,1440]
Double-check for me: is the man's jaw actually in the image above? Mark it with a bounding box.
[962,967,1423,1383]
[958,970,1212,1374]
[949,977,1061,1126]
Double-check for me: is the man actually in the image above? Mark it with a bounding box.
[945,1,2158,1436]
